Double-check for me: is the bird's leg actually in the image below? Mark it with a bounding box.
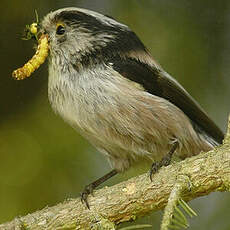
[150,141,179,181]
[81,169,118,209]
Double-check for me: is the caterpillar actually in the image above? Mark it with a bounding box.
[12,34,49,80]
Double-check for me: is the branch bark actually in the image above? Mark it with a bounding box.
[1,117,230,230]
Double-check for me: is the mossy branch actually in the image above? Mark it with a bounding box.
[1,116,230,230]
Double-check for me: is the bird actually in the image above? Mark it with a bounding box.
[39,7,224,208]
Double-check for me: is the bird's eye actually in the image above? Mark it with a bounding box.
[56,24,65,35]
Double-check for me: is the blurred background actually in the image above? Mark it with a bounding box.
[1,0,230,229]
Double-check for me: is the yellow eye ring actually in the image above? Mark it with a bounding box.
[56,23,66,35]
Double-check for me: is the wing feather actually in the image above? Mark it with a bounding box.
[111,56,224,144]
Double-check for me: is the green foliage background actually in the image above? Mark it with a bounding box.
[0,0,229,229]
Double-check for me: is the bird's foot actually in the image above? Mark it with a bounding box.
[81,169,118,209]
[150,141,179,181]
[81,183,95,209]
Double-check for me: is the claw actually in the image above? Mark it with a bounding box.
[80,169,118,209]
[149,141,179,181]
[81,184,96,209]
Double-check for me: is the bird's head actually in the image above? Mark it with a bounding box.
[41,7,148,71]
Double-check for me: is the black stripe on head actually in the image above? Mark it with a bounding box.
[100,30,148,59]
[71,30,148,72]
[55,10,122,35]
[63,13,149,71]
[56,10,147,54]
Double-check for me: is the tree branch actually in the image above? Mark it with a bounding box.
[1,117,230,230]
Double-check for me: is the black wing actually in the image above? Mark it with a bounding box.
[111,57,224,144]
